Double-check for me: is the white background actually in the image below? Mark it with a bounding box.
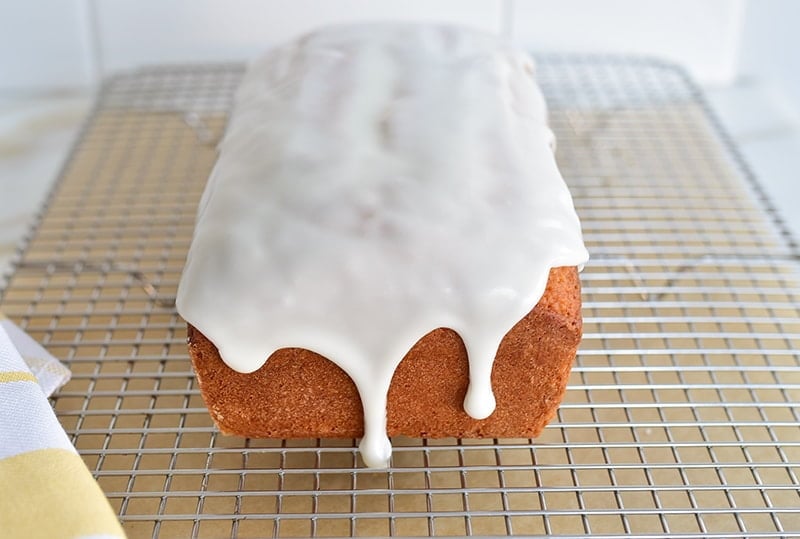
[0,0,751,89]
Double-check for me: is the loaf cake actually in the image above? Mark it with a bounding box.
[176,23,589,468]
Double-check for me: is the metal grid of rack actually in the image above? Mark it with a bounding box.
[1,57,799,538]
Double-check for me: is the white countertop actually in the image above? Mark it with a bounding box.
[0,81,798,285]
[0,94,91,286]
[704,82,800,244]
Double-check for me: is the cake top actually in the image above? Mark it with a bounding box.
[176,23,589,468]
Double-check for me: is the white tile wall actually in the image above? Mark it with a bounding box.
[0,0,95,91]
[0,0,754,91]
[738,0,800,123]
[93,0,504,73]
[509,0,746,84]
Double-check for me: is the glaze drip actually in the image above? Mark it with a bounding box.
[176,23,589,468]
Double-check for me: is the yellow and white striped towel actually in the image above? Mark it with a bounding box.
[0,313,126,539]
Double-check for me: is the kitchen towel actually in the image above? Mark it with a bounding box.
[0,312,126,539]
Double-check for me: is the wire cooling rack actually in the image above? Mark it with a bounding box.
[1,57,799,538]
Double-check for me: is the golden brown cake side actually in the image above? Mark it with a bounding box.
[187,266,582,439]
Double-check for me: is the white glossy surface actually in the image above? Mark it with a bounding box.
[176,24,589,468]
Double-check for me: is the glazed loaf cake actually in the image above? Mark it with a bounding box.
[176,23,589,468]
[188,265,581,439]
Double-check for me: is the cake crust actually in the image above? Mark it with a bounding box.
[187,266,582,439]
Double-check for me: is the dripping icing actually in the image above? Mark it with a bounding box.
[176,23,589,468]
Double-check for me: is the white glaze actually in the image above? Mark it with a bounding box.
[176,23,589,468]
